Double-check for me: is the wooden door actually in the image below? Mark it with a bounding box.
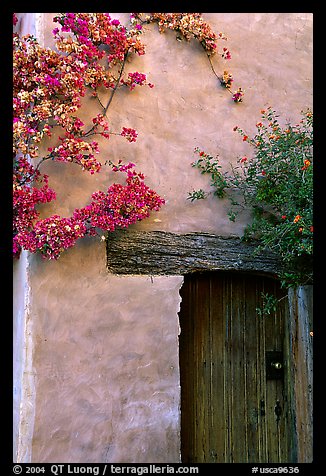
[179,271,294,463]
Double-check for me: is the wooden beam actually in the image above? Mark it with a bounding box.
[287,286,313,463]
[106,230,283,275]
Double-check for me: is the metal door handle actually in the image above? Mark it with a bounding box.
[266,351,284,379]
[271,362,282,370]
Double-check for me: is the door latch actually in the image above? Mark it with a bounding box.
[266,351,284,380]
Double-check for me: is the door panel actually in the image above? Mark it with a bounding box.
[179,271,292,463]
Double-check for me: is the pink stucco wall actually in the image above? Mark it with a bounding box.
[13,13,313,463]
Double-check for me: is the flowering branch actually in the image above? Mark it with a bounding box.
[13,12,164,260]
[189,108,313,287]
[132,12,244,102]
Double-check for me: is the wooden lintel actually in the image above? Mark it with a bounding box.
[106,230,283,276]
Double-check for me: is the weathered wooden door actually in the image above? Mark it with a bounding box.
[179,271,294,463]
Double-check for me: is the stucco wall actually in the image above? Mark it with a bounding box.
[13,251,35,463]
[28,242,182,463]
[13,13,313,463]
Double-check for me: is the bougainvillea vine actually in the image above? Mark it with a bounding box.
[13,12,242,260]
[13,12,164,260]
[132,13,244,102]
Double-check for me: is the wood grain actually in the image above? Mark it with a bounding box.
[107,230,283,276]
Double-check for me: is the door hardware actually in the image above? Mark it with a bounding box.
[266,351,284,380]
[271,362,282,370]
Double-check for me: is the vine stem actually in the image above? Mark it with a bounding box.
[83,50,130,138]
[104,51,129,114]
[206,53,233,96]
